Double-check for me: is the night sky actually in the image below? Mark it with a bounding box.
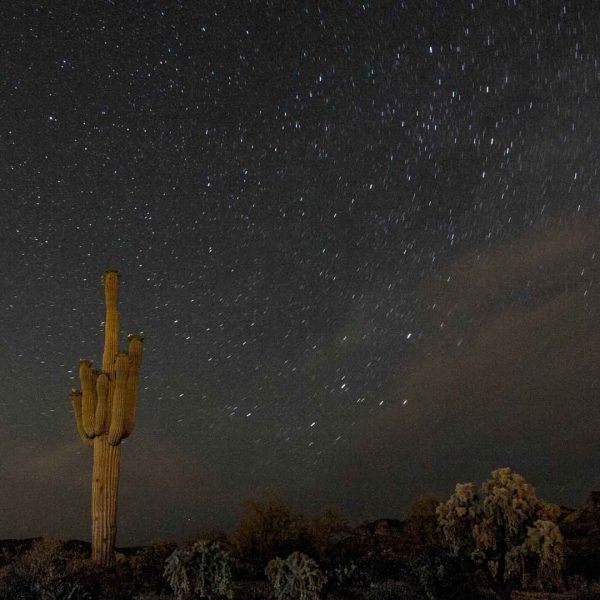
[2,1,600,545]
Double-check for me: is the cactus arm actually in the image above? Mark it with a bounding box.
[122,334,143,438]
[108,352,129,445]
[70,389,92,446]
[79,360,97,437]
[92,369,99,422]
[94,372,109,435]
[102,270,120,373]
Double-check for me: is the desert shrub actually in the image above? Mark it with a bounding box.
[231,579,270,600]
[265,551,325,600]
[68,559,134,600]
[130,540,177,595]
[344,549,406,585]
[0,564,30,600]
[0,537,145,600]
[164,540,234,600]
[357,579,422,600]
[132,595,175,600]
[0,537,87,600]
[574,581,600,600]
[326,560,367,592]
[409,546,495,600]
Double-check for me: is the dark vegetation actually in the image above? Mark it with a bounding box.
[2,470,600,600]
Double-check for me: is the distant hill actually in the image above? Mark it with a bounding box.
[560,492,600,580]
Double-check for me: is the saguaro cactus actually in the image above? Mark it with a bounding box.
[69,270,143,566]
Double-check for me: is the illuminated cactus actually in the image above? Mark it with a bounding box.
[69,270,144,566]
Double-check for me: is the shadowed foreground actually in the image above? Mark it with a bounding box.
[2,471,600,600]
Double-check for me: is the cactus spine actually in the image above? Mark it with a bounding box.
[69,270,144,566]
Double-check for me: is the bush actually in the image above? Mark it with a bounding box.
[164,540,234,600]
[0,537,140,600]
[409,546,495,600]
[357,579,421,600]
[231,580,270,600]
[326,560,367,593]
[265,551,326,600]
[130,540,177,595]
[0,537,86,600]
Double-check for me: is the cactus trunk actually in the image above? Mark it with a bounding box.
[91,435,121,565]
[68,270,143,567]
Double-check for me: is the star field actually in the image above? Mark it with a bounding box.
[1,1,599,543]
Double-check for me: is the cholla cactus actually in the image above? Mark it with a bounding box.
[265,551,326,600]
[476,467,541,549]
[164,549,192,599]
[520,519,564,590]
[437,467,564,591]
[164,541,234,600]
[437,482,479,555]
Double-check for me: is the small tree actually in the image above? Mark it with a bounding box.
[404,495,444,555]
[265,552,326,600]
[437,467,564,594]
[231,497,308,574]
[164,540,234,600]
[305,507,350,567]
